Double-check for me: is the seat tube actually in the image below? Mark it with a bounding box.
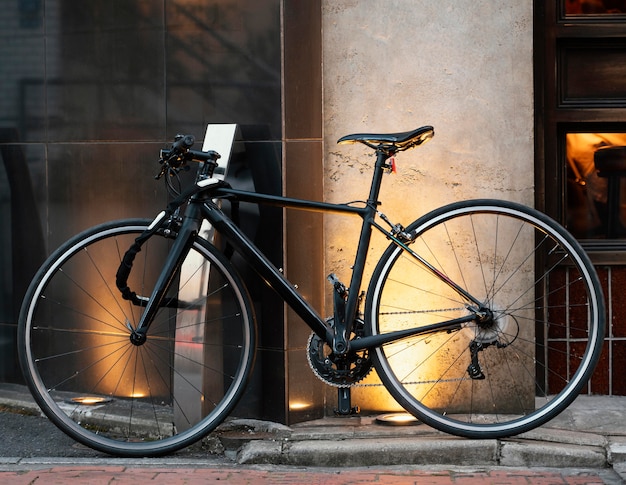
[341,148,389,345]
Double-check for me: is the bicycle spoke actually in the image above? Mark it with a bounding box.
[19,221,255,456]
[367,200,604,438]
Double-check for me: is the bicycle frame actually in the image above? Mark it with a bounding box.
[132,148,476,355]
[20,125,605,455]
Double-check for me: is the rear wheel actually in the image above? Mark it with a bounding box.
[18,219,256,456]
[366,199,605,438]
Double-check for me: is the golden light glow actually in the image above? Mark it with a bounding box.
[62,234,173,402]
[289,401,311,410]
[375,412,419,426]
[566,132,626,239]
[70,396,112,405]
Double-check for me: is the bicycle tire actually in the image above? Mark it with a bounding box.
[365,199,605,438]
[18,218,256,456]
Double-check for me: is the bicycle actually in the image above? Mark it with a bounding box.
[18,126,605,457]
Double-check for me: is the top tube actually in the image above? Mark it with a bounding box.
[213,187,370,216]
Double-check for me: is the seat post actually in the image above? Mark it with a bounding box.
[367,147,392,205]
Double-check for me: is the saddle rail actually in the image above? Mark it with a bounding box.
[337,125,434,153]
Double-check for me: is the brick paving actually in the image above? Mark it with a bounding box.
[0,466,611,484]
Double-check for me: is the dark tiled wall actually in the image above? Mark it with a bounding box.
[548,265,626,396]
[592,267,626,395]
[283,0,325,422]
[0,1,282,387]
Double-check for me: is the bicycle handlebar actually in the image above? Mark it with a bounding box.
[156,134,221,180]
[172,134,195,151]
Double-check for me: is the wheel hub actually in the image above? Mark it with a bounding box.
[471,305,519,347]
[126,320,147,346]
[129,330,147,346]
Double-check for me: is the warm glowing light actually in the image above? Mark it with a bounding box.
[375,412,419,426]
[289,401,311,410]
[129,392,145,398]
[70,396,112,405]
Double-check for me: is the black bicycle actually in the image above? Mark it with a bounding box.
[18,126,605,457]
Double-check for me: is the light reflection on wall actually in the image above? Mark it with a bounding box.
[289,401,311,411]
[52,233,171,402]
[342,207,536,414]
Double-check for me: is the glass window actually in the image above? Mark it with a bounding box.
[565,0,626,15]
[566,132,626,238]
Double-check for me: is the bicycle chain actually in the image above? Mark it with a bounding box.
[308,308,473,388]
[349,376,469,388]
[379,306,466,316]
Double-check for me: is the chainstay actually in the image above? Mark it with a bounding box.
[317,306,470,388]
[312,307,470,388]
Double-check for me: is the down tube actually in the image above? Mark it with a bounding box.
[205,204,333,343]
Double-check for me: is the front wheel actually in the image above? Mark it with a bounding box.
[366,199,605,438]
[18,219,256,456]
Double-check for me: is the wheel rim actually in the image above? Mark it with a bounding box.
[368,202,603,436]
[20,222,254,455]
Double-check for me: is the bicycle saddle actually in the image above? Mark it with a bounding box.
[337,125,434,151]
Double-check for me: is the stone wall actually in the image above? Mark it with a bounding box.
[321,0,534,411]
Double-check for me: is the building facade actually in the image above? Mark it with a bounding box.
[0,0,623,423]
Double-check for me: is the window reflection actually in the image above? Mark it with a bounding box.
[567,133,626,238]
[565,0,626,14]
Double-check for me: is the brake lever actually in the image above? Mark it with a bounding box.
[155,150,171,180]
[155,161,168,180]
[155,157,191,180]
[154,144,190,180]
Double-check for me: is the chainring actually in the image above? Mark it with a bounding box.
[306,318,373,388]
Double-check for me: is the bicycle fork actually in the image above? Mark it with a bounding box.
[127,205,202,345]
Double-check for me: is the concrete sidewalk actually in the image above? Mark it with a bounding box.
[0,462,620,484]
[1,382,626,481]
